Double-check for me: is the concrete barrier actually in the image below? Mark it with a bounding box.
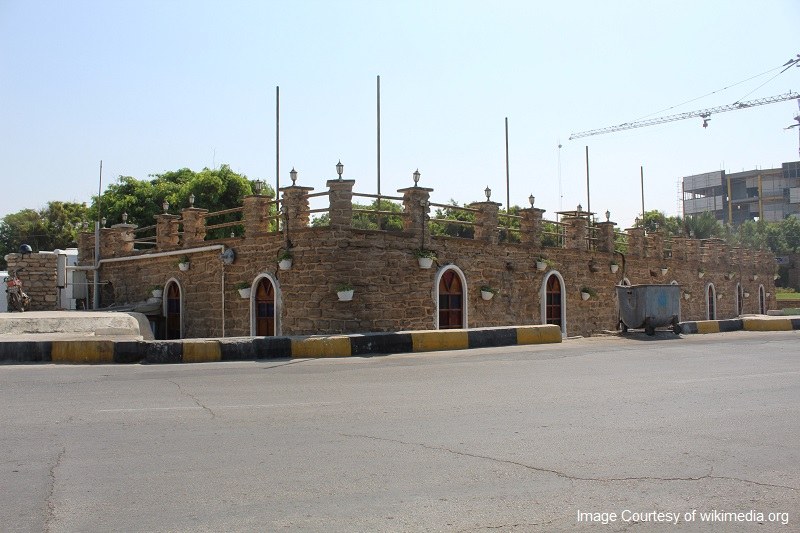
[0,324,562,365]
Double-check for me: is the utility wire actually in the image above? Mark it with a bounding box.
[632,57,795,122]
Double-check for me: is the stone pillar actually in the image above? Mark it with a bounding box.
[646,231,664,260]
[77,231,95,265]
[398,186,433,240]
[327,179,355,229]
[564,216,588,250]
[520,208,546,246]
[280,186,314,233]
[155,214,180,249]
[595,221,617,253]
[627,227,646,257]
[469,201,501,244]
[100,223,137,257]
[180,207,208,245]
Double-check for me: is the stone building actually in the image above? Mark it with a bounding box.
[6,176,777,338]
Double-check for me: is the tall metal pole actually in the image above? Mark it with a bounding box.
[93,160,102,310]
[377,75,381,200]
[585,146,590,217]
[640,165,645,218]
[505,117,510,211]
[276,86,280,195]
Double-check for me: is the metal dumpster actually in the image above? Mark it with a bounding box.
[616,284,681,335]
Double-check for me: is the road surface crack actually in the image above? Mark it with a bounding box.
[340,433,798,491]
[168,380,216,419]
[44,447,65,533]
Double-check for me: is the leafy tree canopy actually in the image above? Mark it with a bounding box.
[91,165,272,228]
[0,201,90,269]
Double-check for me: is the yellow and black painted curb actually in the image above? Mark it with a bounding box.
[680,317,800,335]
[0,324,562,365]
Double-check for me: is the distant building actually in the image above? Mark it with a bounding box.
[682,161,800,226]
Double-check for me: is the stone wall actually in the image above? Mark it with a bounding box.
[5,253,58,311]
[17,179,778,337]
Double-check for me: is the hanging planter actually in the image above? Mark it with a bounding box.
[151,287,163,298]
[610,262,619,274]
[698,269,705,279]
[683,291,691,300]
[235,282,251,299]
[744,292,750,298]
[413,249,436,269]
[535,257,551,272]
[277,250,293,270]
[336,283,354,302]
[660,267,669,276]
[177,255,190,272]
[480,285,497,301]
[580,287,596,301]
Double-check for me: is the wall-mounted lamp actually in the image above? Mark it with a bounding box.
[290,168,297,185]
[413,169,420,187]
[101,217,107,227]
[529,194,535,207]
[605,209,611,222]
[163,200,169,213]
[122,212,128,224]
[253,180,263,195]
[189,193,195,207]
[484,186,492,201]
[336,160,344,180]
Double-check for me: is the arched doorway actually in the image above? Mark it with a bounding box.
[759,285,766,314]
[706,283,716,320]
[435,266,466,329]
[540,271,566,337]
[165,280,182,339]
[255,277,275,336]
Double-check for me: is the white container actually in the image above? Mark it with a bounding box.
[278,259,292,271]
[417,257,433,269]
[337,289,354,302]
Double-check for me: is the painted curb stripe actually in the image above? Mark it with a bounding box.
[516,325,562,345]
[142,342,182,364]
[182,340,222,363]
[792,318,800,330]
[52,340,114,364]
[350,333,413,356]
[694,321,721,334]
[219,337,292,361]
[0,341,52,363]
[291,336,351,358]
[114,341,144,364]
[411,330,469,352]
[468,328,517,348]
[718,319,743,332]
[680,322,698,334]
[743,318,792,331]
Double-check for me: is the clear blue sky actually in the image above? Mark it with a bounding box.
[1,0,798,228]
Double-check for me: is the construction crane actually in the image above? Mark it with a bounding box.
[569,91,800,140]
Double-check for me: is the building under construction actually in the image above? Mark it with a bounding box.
[682,160,800,225]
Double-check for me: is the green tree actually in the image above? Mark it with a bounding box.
[0,201,90,269]
[429,199,475,238]
[683,212,723,239]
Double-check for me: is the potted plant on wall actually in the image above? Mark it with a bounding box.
[336,282,354,302]
[277,250,293,271]
[580,286,596,301]
[177,255,190,272]
[235,282,251,299]
[660,266,669,276]
[698,267,705,279]
[413,249,436,269]
[151,285,163,298]
[535,257,551,271]
[610,259,619,274]
[480,285,498,301]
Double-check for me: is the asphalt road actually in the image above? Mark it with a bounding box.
[1,331,798,532]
